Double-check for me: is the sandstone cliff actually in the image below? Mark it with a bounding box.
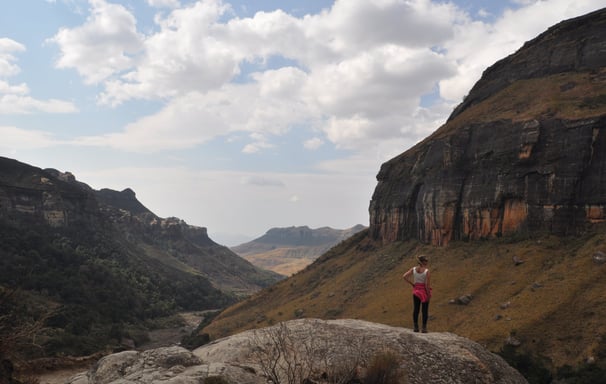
[369,8,606,245]
[68,319,528,384]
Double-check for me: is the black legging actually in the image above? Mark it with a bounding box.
[413,294,429,328]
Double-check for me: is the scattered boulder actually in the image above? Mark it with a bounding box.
[512,256,525,266]
[592,251,606,265]
[67,319,528,384]
[450,294,474,305]
[531,282,543,291]
[505,333,522,347]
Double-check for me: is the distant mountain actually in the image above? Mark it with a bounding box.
[231,225,366,275]
[0,156,281,358]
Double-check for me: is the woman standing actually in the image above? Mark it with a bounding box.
[403,255,432,333]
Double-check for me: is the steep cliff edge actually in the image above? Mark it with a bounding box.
[369,8,606,245]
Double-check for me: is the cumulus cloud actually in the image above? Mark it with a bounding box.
[49,0,606,162]
[49,0,143,84]
[147,0,180,8]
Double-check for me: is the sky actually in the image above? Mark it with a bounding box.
[0,0,605,245]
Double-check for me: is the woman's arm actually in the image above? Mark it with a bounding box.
[425,270,431,294]
[402,268,414,286]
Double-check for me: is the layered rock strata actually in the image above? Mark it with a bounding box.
[369,9,606,245]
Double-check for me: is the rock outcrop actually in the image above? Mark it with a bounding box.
[369,9,606,245]
[68,319,528,384]
[0,157,100,228]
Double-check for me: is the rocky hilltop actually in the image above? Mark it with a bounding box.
[232,225,366,275]
[68,319,527,384]
[369,8,606,245]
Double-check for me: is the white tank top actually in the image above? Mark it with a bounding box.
[413,267,428,284]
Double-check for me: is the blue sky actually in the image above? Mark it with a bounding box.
[1,0,605,245]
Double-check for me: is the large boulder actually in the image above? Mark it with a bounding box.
[69,319,527,384]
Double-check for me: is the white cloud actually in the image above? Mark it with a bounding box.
[304,137,324,150]
[48,0,606,159]
[0,38,77,115]
[147,0,180,8]
[0,95,77,114]
[0,38,25,77]
[99,0,237,105]
[242,133,273,154]
[0,126,62,149]
[49,0,143,85]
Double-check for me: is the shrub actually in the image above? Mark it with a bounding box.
[364,350,407,384]
[181,332,210,350]
[497,345,552,384]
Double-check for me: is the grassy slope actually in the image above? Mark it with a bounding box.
[430,70,606,143]
[205,228,606,371]
[242,246,326,276]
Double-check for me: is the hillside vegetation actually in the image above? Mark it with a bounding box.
[0,218,234,358]
[0,156,280,364]
[204,226,606,372]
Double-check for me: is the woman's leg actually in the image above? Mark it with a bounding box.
[421,301,429,332]
[412,295,421,331]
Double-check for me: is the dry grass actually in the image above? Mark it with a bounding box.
[243,247,317,276]
[432,69,606,139]
[203,226,606,371]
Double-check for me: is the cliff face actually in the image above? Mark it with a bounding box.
[369,9,606,245]
[0,157,100,228]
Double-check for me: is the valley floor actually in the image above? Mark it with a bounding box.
[33,311,206,384]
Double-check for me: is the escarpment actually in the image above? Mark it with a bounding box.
[369,8,606,245]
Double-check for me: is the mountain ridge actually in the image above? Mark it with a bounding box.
[231,225,366,275]
[0,155,281,359]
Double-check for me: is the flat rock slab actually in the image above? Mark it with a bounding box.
[69,319,528,384]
